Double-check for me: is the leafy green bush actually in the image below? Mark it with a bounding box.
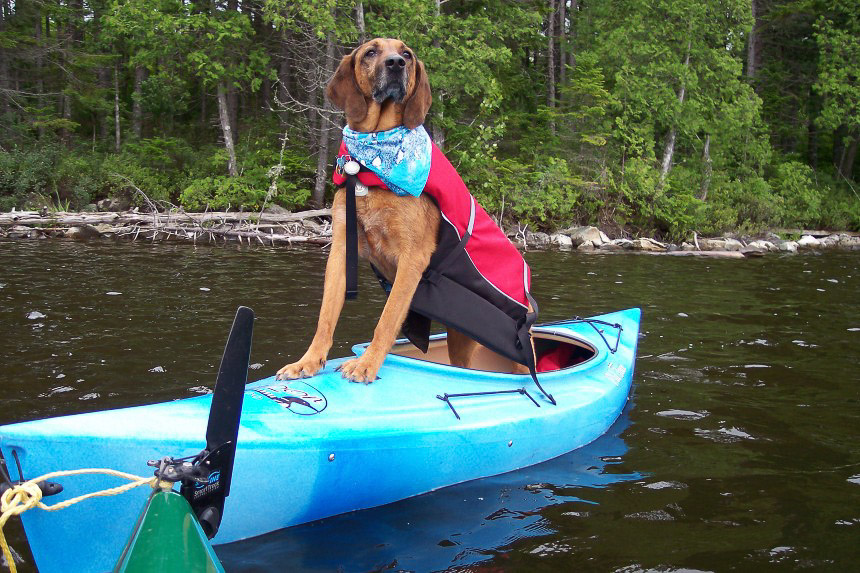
[180,172,268,210]
[102,153,174,206]
[709,174,779,232]
[0,145,62,208]
[768,160,823,227]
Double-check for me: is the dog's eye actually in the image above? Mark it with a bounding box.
[403,51,412,60]
[365,49,376,58]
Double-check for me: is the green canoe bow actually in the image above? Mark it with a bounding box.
[114,490,224,573]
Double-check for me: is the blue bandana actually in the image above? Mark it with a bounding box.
[341,125,432,197]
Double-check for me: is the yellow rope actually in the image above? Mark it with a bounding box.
[0,468,173,573]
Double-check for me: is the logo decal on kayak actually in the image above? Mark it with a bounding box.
[607,362,626,386]
[250,381,327,415]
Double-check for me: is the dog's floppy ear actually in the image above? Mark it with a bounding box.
[326,51,368,126]
[403,60,432,129]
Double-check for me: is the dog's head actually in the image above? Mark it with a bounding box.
[326,38,432,130]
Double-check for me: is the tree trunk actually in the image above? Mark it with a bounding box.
[228,85,239,140]
[200,82,207,130]
[0,0,8,119]
[114,63,121,151]
[356,1,366,44]
[132,65,146,139]
[546,0,556,135]
[432,0,445,149]
[312,32,336,207]
[277,28,291,124]
[807,89,820,169]
[33,11,45,139]
[660,128,678,184]
[217,82,239,177]
[833,125,846,171]
[226,0,239,138]
[568,0,578,70]
[251,2,270,110]
[700,134,712,201]
[839,130,858,181]
[746,0,762,88]
[558,0,566,87]
[659,38,692,185]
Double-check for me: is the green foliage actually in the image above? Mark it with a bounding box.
[180,175,267,211]
[769,160,823,226]
[709,174,779,233]
[178,136,314,211]
[0,145,62,205]
[1,0,858,239]
[813,3,860,134]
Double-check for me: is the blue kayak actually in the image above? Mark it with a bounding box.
[0,308,640,573]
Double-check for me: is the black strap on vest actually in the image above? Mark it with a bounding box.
[520,292,554,404]
[344,173,359,300]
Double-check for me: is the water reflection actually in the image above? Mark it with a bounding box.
[216,407,640,572]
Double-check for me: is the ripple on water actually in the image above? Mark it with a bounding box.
[642,481,688,490]
[615,567,716,573]
[528,541,572,556]
[694,426,757,443]
[656,409,709,420]
[38,386,74,398]
[625,509,675,521]
[187,386,212,394]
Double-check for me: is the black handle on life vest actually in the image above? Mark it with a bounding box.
[345,174,359,300]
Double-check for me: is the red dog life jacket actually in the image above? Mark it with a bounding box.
[334,141,547,399]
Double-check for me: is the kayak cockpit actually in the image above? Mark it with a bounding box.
[387,329,596,374]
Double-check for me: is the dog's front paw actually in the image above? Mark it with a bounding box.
[276,353,326,380]
[337,356,382,384]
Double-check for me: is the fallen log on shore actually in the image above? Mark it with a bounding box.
[0,208,331,227]
[0,208,334,246]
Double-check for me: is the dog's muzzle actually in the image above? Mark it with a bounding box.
[373,58,408,103]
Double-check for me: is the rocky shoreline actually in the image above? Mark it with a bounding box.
[527,225,860,257]
[2,209,859,256]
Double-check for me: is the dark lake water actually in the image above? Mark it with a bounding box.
[1,240,858,572]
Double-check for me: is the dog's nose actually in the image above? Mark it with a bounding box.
[385,55,406,70]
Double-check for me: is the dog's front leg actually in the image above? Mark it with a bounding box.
[338,252,429,383]
[276,192,348,380]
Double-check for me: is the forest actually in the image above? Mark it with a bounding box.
[0,0,858,240]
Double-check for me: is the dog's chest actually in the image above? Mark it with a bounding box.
[352,188,438,281]
[355,190,401,268]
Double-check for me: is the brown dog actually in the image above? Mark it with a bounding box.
[277,38,505,384]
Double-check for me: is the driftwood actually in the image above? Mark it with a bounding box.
[0,208,334,247]
[651,250,747,258]
[0,209,331,227]
[113,225,332,246]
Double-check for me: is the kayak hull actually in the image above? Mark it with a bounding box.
[0,308,640,573]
